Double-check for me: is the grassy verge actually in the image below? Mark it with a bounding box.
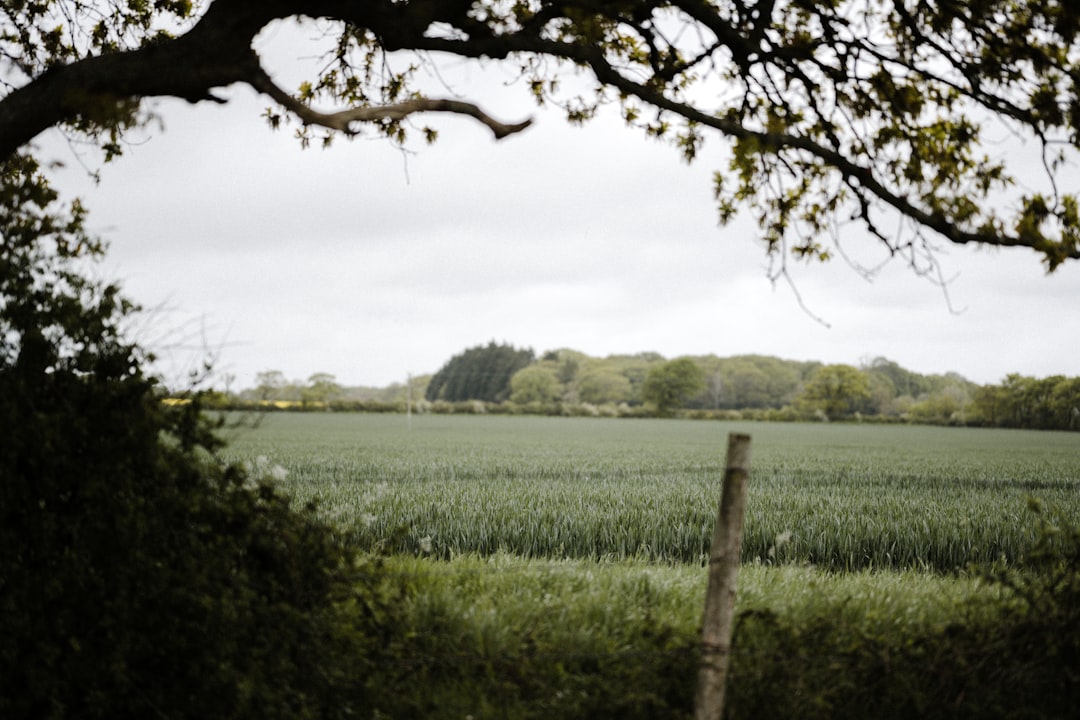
[360,554,1077,719]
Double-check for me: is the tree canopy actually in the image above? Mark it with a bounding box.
[796,362,873,419]
[642,357,707,415]
[425,341,535,403]
[4,1,1080,274]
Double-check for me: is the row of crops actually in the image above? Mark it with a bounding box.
[223,414,1080,573]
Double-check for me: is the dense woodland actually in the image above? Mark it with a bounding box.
[229,343,1080,431]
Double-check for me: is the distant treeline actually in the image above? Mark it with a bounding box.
[210,345,1079,431]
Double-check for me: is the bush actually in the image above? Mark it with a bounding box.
[0,157,402,719]
[727,507,1080,720]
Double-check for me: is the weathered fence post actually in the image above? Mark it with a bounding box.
[694,432,751,720]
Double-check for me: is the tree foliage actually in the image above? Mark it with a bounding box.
[233,349,1079,427]
[864,356,933,399]
[509,364,562,405]
[4,1,1080,274]
[796,363,873,420]
[303,371,343,406]
[688,354,812,410]
[0,155,401,719]
[254,369,288,401]
[642,357,706,415]
[974,373,1080,430]
[577,368,634,406]
[425,341,535,403]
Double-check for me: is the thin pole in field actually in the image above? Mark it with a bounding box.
[695,432,751,720]
[407,372,413,431]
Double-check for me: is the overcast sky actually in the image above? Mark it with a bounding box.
[40,21,1080,390]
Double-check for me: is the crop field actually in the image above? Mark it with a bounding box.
[220,414,1080,718]
[222,413,1080,572]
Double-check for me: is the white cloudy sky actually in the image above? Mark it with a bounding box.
[39,21,1080,390]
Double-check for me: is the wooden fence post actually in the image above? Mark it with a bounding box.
[694,432,751,720]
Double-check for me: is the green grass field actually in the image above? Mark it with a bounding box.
[223,413,1080,571]
[220,414,1080,718]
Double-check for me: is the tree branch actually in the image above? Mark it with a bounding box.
[248,67,532,140]
[560,42,1080,264]
[3,0,1078,268]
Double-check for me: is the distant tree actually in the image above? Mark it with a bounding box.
[556,353,583,385]
[725,358,775,408]
[971,374,1080,430]
[603,353,665,405]
[642,358,706,416]
[999,374,1041,428]
[254,369,287,401]
[688,355,803,409]
[426,342,534,403]
[971,384,1007,427]
[1029,376,1068,430]
[865,357,929,398]
[577,369,633,406]
[303,371,342,407]
[703,369,725,410]
[865,371,899,416]
[797,364,872,420]
[1050,378,1080,430]
[908,384,970,425]
[509,365,562,405]
[1003,374,1072,429]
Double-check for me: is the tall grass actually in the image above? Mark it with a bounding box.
[223,414,1080,571]
[364,554,1058,720]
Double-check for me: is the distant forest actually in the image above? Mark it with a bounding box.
[222,343,1079,431]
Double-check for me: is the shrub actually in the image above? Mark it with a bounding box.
[0,157,402,719]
